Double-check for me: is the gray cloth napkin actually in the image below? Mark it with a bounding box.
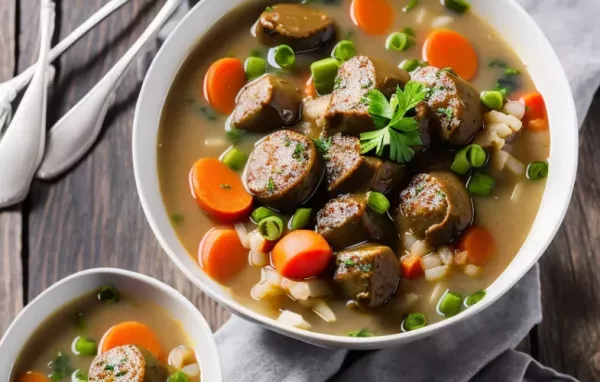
[147,1,600,381]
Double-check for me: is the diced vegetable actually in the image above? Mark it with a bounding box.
[465,290,487,307]
[17,372,49,382]
[312,299,337,323]
[271,44,296,68]
[251,281,284,300]
[438,246,454,265]
[423,29,477,80]
[221,146,247,171]
[366,191,390,214]
[257,216,284,241]
[520,91,548,131]
[411,239,433,257]
[203,57,246,115]
[190,158,253,222]
[234,222,250,249]
[467,172,495,196]
[484,110,522,132]
[350,0,394,35]
[251,207,277,223]
[277,310,311,330]
[424,265,449,282]
[401,254,424,279]
[244,56,266,81]
[73,336,97,356]
[99,321,164,359]
[402,313,427,331]
[502,100,526,120]
[168,345,195,370]
[250,249,269,267]
[505,154,526,176]
[168,371,189,382]
[473,128,505,151]
[459,226,496,266]
[487,122,513,138]
[250,230,275,253]
[464,264,483,277]
[442,0,470,14]
[386,32,414,52]
[429,283,448,303]
[527,161,549,180]
[400,59,420,72]
[290,208,313,230]
[181,363,201,378]
[437,291,462,317]
[480,90,504,110]
[73,370,87,382]
[421,253,442,269]
[310,58,340,95]
[454,250,468,265]
[97,286,119,303]
[331,40,356,62]
[451,144,486,175]
[304,76,318,98]
[272,230,333,279]
[199,228,248,284]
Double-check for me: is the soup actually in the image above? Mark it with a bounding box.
[158,0,550,336]
[11,286,201,381]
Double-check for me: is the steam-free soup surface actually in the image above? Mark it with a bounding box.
[158,0,550,336]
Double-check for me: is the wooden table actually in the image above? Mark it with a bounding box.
[1,1,599,380]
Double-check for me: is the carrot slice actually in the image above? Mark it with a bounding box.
[199,228,248,284]
[350,0,394,35]
[423,29,478,80]
[459,226,496,266]
[99,321,164,360]
[17,372,48,382]
[305,76,317,98]
[189,158,253,222]
[520,91,549,131]
[400,254,424,279]
[272,230,333,279]
[203,57,246,115]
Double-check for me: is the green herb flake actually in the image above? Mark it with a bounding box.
[345,259,356,267]
[360,264,373,273]
[265,6,274,11]
[226,128,243,144]
[292,143,305,161]
[104,364,115,371]
[347,328,374,337]
[267,177,275,192]
[402,0,419,12]
[312,137,332,157]
[333,76,344,90]
[170,213,184,224]
[284,135,292,147]
[436,107,453,120]
[504,67,521,76]
[220,184,232,189]
[116,371,128,377]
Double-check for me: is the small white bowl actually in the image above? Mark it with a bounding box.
[0,268,222,381]
[133,0,578,349]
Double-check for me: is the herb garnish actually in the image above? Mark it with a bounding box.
[347,328,374,337]
[292,143,305,161]
[226,128,243,144]
[360,263,373,273]
[345,259,356,267]
[436,107,453,121]
[313,137,332,157]
[504,67,521,76]
[267,177,275,192]
[48,352,74,380]
[284,135,292,147]
[265,6,274,11]
[359,82,428,164]
[402,0,419,12]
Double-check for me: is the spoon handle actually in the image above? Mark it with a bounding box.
[0,0,54,207]
[36,0,182,180]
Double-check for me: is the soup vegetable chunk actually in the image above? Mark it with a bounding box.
[12,287,201,381]
[157,0,551,336]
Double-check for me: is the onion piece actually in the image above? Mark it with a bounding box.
[502,100,526,120]
[312,300,336,323]
[263,266,282,287]
[234,223,250,249]
[421,254,442,270]
[403,232,418,251]
[437,246,454,266]
[431,15,454,28]
[505,154,525,176]
[181,363,201,378]
[474,128,505,151]
[465,264,483,277]
[488,123,513,139]
[454,251,468,265]
[415,8,429,25]
[289,281,310,300]
[430,283,448,304]
[168,345,195,370]
[277,310,311,330]
[250,250,269,267]
[424,265,449,282]
[484,110,522,131]
[491,150,509,172]
[251,282,283,300]
[306,279,332,298]
[411,240,433,257]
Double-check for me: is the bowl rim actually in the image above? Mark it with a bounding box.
[132,0,578,348]
[0,267,223,379]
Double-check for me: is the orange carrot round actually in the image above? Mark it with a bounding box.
[17,372,48,382]
[99,321,164,360]
[459,226,496,266]
[272,230,332,279]
[423,29,478,80]
[199,228,248,284]
[203,57,246,115]
[520,91,548,131]
[189,158,253,222]
[400,254,424,279]
[305,76,317,98]
[350,0,394,35]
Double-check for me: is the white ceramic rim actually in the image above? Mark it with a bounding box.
[0,268,223,380]
[132,0,578,349]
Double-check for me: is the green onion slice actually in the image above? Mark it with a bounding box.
[73,336,97,356]
[451,144,486,175]
[402,0,419,12]
[244,56,267,81]
[400,59,420,72]
[527,161,549,181]
[257,216,285,241]
[271,44,295,68]
[480,90,504,110]
[251,207,277,223]
[442,0,471,14]
[97,286,119,303]
[465,290,487,307]
[437,291,462,317]
[366,192,390,214]
[168,371,190,382]
[290,208,312,230]
[310,58,341,95]
[331,40,356,62]
[221,147,247,171]
[73,370,88,382]
[385,32,414,52]
[467,172,495,196]
[402,313,427,331]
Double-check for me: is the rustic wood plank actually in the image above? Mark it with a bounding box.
[0,0,23,337]
[536,93,600,381]
[27,0,229,331]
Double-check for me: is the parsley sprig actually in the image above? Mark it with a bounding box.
[359,82,428,164]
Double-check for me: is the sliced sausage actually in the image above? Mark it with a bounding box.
[334,244,400,308]
[411,66,482,146]
[325,134,406,195]
[244,130,323,211]
[325,56,410,137]
[396,171,473,247]
[316,194,393,249]
[232,74,302,133]
[256,3,336,52]
[88,345,169,382]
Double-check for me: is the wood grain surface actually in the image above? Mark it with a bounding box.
[0,0,599,380]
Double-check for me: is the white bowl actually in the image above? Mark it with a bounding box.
[132,0,578,349]
[0,268,223,381]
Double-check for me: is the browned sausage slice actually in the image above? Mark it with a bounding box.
[88,345,169,382]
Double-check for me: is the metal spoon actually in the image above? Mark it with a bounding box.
[0,0,131,138]
[36,0,182,180]
[0,0,54,207]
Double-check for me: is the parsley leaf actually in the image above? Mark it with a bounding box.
[347,329,374,337]
[312,137,332,156]
[292,143,305,161]
[48,352,74,381]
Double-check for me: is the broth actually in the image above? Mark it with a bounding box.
[158,0,550,336]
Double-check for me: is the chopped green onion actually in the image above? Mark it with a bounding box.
[97,286,119,303]
[437,291,462,317]
[480,90,504,110]
[467,172,495,196]
[73,336,97,356]
[527,161,549,180]
[468,145,486,168]
[251,207,278,223]
[73,370,88,382]
[347,328,373,337]
[366,192,390,214]
[385,32,413,52]
[272,44,295,68]
[402,313,427,331]
[504,67,521,76]
[221,147,247,171]
[168,371,189,382]
[290,208,312,230]
[310,58,341,95]
[400,59,420,72]
[257,216,284,241]
[451,144,486,175]
[244,56,266,81]
[402,0,419,12]
[226,127,243,144]
[442,0,470,14]
[465,290,487,307]
[331,40,356,62]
